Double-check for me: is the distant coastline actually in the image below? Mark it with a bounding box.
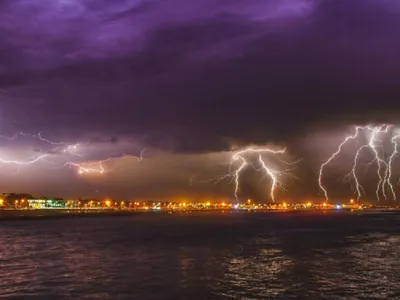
[1,207,399,221]
[0,209,143,221]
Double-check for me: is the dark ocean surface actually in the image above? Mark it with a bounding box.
[1,211,400,299]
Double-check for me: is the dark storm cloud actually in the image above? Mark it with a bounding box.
[0,0,400,200]
[2,0,400,149]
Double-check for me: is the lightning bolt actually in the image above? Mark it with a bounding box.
[319,125,394,202]
[347,144,369,201]
[65,158,112,175]
[33,132,69,145]
[0,132,146,173]
[368,125,389,200]
[232,155,247,200]
[0,154,49,165]
[0,131,28,140]
[208,146,299,202]
[32,132,85,155]
[318,126,362,201]
[384,134,400,200]
[64,150,146,175]
[0,132,52,167]
[0,131,83,155]
[258,154,279,201]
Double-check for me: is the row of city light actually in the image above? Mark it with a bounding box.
[0,197,361,210]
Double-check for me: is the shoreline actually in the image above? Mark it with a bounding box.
[0,209,143,221]
[1,207,399,221]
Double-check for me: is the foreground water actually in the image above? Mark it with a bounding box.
[1,211,400,299]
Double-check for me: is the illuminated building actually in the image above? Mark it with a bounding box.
[27,199,66,209]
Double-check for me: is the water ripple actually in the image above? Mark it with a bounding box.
[0,212,399,299]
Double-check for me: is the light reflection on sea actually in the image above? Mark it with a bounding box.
[0,211,400,299]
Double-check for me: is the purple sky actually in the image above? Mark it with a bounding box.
[1,0,400,201]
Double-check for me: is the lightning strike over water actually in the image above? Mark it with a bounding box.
[258,154,278,201]
[318,125,400,202]
[385,135,400,200]
[209,146,299,202]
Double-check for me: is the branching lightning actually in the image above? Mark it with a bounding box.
[0,154,49,165]
[207,146,299,202]
[385,134,400,200]
[318,125,400,202]
[258,154,279,201]
[64,149,146,175]
[0,131,83,155]
[64,158,112,175]
[32,132,85,155]
[0,131,146,174]
[0,131,85,169]
[0,132,51,167]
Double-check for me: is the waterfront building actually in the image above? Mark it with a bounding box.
[27,199,66,209]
